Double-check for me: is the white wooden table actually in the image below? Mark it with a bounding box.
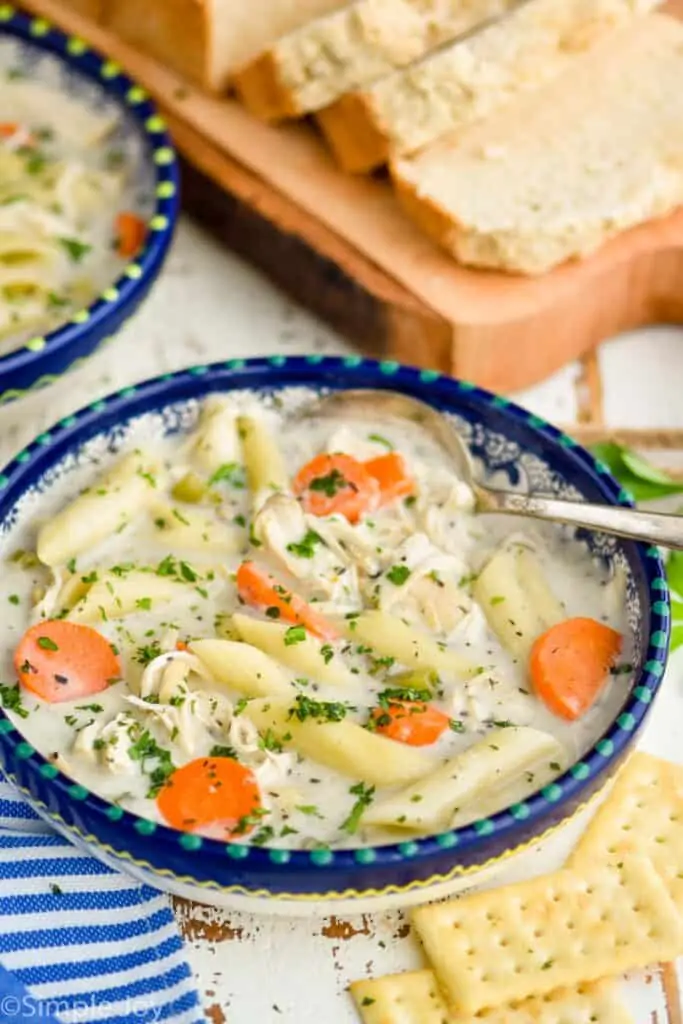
[2,218,682,1024]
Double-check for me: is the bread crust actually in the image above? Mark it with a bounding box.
[104,0,209,87]
[233,51,298,120]
[317,92,390,173]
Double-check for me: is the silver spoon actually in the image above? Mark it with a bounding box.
[296,389,683,550]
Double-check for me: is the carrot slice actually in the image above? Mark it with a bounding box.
[530,617,622,721]
[115,211,147,258]
[175,640,190,652]
[371,700,451,746]
[293,453,379,523]
[157,756,261,838]
[365,452,415,507]
[14,621,121,704]
[236,561,339,641]
[0,123,35,146]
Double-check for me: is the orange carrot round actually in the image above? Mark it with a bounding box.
[365,452,415,507]
[157,756,261,838]
[0,123,20,138]
[293,453,379,523]
[371,700,451,746]
[115,211,147,258]
[14,621,121,704]
[530,617,622,721]
[236,561,339,641]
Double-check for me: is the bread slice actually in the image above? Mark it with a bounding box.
[319,0,661,173]
[104,0,345,93]
[233,0,524,122]
[392,14,683,275]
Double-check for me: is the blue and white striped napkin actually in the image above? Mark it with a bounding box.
[0,776,205,1024]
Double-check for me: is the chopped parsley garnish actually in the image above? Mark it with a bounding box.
[49,883,64,896]
[287,695,349,724]
[251,825,276,847]
[377,686,431,707]
[7,594,19,605]
[386,565,411,586]
[489,595,506,606]
[75,703,104,713]
[0,682,28,719]
[208,462,245,488]
[309,469,348,497]
[320,644,334,665]
[209,744,238,760]
[59,237,92,263]
[266,606,281,620]
[342,782,375,834]
[286,530,323,559]
[156,555,177,577]
[449,718,465,733]
[37,636,59,651]
[134,641,162,666]
[233,807,269,836]
[258,729,283,753]
[128,730,175,797]
[179,560,199,583]
[361,997,376,1007]
[136,597,152,612]
[295,804,322,818]
[284,625,307,646]
[24,150,47,175]
[367,433,393,450]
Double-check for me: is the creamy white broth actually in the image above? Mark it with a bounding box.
[0,39,152,353]
[0,389,633,849]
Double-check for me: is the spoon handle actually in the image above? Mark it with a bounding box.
[481,489,683,550]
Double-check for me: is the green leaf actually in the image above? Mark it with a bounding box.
[671,623,683,653]
[590,443,683,502]
[667,551,683,599]
[620,449,680,486]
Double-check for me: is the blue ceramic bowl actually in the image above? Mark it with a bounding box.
[0,7,179,405]
[0,357,670,914]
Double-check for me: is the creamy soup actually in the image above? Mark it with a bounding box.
[0,389,633,849]
[0,40,151,353]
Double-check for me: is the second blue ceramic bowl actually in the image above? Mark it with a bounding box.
[0,357,669,914]
[0,7,179,404]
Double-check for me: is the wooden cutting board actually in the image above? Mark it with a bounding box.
[20,0,683,392]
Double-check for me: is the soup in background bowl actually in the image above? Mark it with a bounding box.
[0,357,669,914]
[0,8,178,403]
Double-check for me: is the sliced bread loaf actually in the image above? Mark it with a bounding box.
[104,0,345,92]
[233,0,523,121]
[319,0,661,172]
[392,14,683,275]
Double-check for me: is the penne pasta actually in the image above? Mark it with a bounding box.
[345,610,477,680]
[37,453,164,567]
[243,697,433,788]
[150,502,242,554]
[190,638,295,698]
[474,545,566,660]
[237,414,289,507]
[232,613,362,689]
[363,727,567,833]
[68,570,191,624]
[189,398,241,475]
